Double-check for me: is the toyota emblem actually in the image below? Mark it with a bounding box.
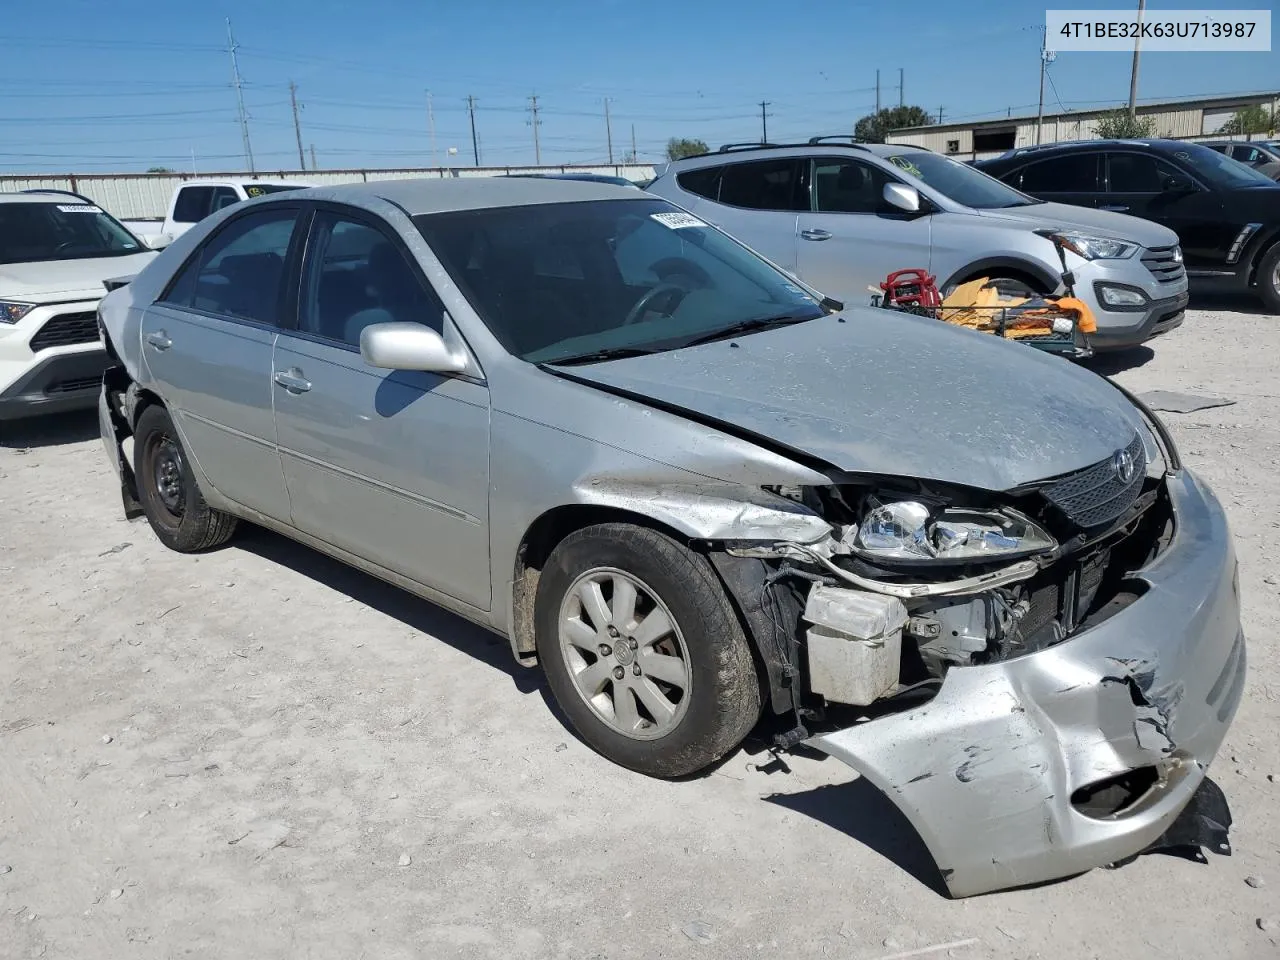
[1112,448,1136,484]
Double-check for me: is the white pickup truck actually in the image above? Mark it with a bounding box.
[122,179,311,248]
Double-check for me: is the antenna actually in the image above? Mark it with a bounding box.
[226,19,254,173]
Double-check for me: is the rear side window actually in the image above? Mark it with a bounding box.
[717,159,807,211]
[676,166,721,201]
[172,186,214,223]
[160,207,299,326]
[1017,154,1099,192]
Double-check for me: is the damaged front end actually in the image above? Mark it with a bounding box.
[714,424,1245,897]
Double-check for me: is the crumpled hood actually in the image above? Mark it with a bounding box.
[555,309,1144,492]
[975,201,1178,248]
[0,251,157,302]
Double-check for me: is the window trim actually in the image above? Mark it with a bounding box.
[154,201,308,332]
[289,200,450,356]
[1103,150,1208,194]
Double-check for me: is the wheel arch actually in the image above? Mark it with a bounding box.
[1244,225,1280,289]
[940,257,1060,294]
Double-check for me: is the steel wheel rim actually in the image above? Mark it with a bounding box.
[1272,260,1280,295]
[557,567,691,740]
[150,434,186,518]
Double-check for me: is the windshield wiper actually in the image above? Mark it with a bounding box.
[545,345,660,366]
[676,314,817,349]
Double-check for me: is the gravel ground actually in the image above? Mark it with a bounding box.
[2,299,1278,960]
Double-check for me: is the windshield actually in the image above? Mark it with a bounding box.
[242,183,306,198]
[414,198,826,364]
[1169,142,1277,187]
[883,151,1039,208]
[0,201,144,265]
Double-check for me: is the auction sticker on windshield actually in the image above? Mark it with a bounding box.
[651,211,705,229]
[57,205,104,213]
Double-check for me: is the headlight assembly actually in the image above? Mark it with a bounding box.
[1052,233,1137,261]
[852,499,1056,562]
[0,301,35,324]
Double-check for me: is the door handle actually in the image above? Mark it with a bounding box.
[1100,205,1129,213]
[145,330,172,351]
[800,228,832,241]
[273,369,312,394]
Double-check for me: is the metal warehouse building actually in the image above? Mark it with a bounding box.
[889,91,1280,161]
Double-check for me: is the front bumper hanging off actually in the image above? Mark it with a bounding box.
[809,468,1246,898]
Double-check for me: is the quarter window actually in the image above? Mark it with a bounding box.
[717,159,807,211]
[160,207,298,326]
[812,159,896,213]
[299,212,442,347]
[676,166,721,201]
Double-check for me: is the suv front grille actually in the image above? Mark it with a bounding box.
[29,311,100,352]
[1042,433,1146,529]
[1141,245,1186,283]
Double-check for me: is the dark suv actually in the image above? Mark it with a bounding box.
[977,139,1280,312]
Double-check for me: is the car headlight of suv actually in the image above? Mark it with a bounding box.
[852,499,1056,562]
[1052,233,1137,261]
[0,300,35,324]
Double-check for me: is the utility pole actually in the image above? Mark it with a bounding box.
[427,90,437,167]
[528,94,542,165]
[1036,27,1047,145]
[898,68,904,108]
[875,69,881,114]
[604,97,614,164]
[631,123,637,163]
[226,19,254,173]
[465,95,479,166]
[289,81,305,170]
[758,100,771,142]
[309,143,317,170]
[1128,0,1146,118]
[938,106,944,124]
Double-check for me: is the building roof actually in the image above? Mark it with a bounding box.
[890,90,1280,135]
[301,176,645,216]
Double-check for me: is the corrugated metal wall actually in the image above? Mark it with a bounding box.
[1,164,657,219]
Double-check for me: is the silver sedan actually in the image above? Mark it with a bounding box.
[98,178,1244,897]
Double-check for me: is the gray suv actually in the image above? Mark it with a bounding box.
[647,140,1190,350]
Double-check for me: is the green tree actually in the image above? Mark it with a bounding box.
[1218,105,1274,136]
[146,166,175,173]
[1093,111,1156,139]
[853,106,934,143]
[665,137,709,160]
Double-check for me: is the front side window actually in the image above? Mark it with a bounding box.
[299,212,441,346]
[1106,153,1185,193]
[210,187,241,213]
[160,207,298,326]
[812,159,897,213]
[414,198,825,364]
[0,201,144,265]
[717,159,807,211]
[1017,154,1099,192]
[881,151,1039,208]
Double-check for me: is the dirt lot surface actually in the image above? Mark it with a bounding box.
[2,299,1279,960]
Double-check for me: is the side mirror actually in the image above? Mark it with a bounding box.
[144,233,172,250]
[883,182,922,213]
[360,322,468,374]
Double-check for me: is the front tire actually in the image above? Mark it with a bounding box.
[134,404,238,553]
[1257,243,1280,314]
[535,523,762,778]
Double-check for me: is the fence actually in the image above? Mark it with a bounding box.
[1,163,658,220]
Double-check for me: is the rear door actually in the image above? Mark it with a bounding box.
[271,205,492,609]
[794,156,932,303]
[1006,152,1101,209]
[141,204,302,520]
[1103,151,1228,269]
[696,157,806,272]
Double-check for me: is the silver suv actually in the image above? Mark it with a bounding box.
[647,140,1190,350]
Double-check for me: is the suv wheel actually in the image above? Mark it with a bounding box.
[134,404,238,552]
[1257,243,1280,314]
[534,523,761,778]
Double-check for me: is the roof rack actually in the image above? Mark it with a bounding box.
[715,141,783,153]
[806,135,870,149]
[20,187,97,205]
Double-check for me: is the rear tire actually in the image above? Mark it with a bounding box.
[1257,243,1280,314]
[535,523,761,778]
[134,404,237,553]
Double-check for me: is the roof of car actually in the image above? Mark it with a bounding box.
[295,176,649,215]
[981,138,1213,166]
[664,140,930,170]
[0,191,90,205]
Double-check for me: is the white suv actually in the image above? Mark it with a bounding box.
[0,192,157,420]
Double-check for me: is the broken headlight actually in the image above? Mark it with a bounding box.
[851,500,1056,562]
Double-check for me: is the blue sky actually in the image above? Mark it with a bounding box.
[2,0,1276,173]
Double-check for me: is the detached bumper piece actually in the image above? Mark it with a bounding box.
[98,368,144,520]
[808,470,1245,898]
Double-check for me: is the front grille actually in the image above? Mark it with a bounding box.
[29,311,100,352]
[45,375,102,395]
[1042,433,1147,529]
[1141,245,1186,283]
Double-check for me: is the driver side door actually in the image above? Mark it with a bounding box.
[1103,152,1227,269]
